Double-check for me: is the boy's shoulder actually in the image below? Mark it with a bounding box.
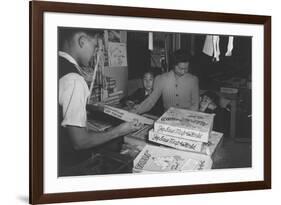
[60,72,84,82]
[59,73,87,90]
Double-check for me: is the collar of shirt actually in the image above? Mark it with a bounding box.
[145,90,152,96]
[59,51,96,84]
[59,51,83,73]
[170,70,188,82]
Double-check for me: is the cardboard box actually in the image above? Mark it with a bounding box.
[154,107,214,143]
[201,131,223,157]
[133,144,213,173]
[148,129,203,152]
[148,130,223,157]
[103,105,154,125]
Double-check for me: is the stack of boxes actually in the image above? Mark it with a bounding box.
[149,107,223,156]
[133,107,223,173]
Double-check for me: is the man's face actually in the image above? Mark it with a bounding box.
[79,35,98,67]
[143,73,154,91]
[174,62,189,77]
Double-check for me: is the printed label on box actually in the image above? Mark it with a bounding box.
[133,144,213,173]
[154,107,214,142]
[148,129,202,152]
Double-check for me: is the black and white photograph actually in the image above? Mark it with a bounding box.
[58,27,252,177]
[29,1,271,204]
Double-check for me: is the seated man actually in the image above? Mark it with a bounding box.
[58,27,141,174]
[123,71,163,116]
[133,49,199,114]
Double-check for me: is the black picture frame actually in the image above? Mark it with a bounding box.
[30,1,271,204]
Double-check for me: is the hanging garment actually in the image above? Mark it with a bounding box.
[202,35,213,57]
[202,35,234,61]
[202,35,220,62]
[225,36,234,56]
[213,35,220,62]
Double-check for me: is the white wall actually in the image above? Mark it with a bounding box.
[0,0,279,204]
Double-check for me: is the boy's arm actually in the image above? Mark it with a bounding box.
[60,77,142,150]
[66,120,142,150]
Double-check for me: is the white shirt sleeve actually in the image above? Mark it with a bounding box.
[59,73,90,127]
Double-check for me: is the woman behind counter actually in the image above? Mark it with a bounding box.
[123,71,164,116]
[133,49,200,114]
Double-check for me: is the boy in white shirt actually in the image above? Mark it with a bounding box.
[58,28,141,172]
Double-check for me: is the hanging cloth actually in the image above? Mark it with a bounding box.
[203,35,234,61]
[225,36,234,57]
[202,35,220,62]
[202,35,213,57]
[213,35,220,62]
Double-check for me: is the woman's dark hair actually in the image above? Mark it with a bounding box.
[172,49,192,66]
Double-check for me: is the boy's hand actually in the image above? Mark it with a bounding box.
[116,120,143,136]
[199,98,211,112]
[130,104,140,114]
[207,102,217,110]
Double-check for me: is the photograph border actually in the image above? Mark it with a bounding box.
[30,1,271,204]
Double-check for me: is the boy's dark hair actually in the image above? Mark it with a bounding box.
[58,27,104,50]
[143,70,155,78]
[172,49,192,66]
